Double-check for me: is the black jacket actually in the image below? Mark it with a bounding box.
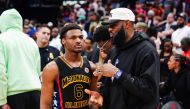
[160,68,190,109]
[101,32,160,109]
[39,45,60,71]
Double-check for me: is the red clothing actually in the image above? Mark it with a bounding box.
[136,8,146,15]
[183,49,190,59]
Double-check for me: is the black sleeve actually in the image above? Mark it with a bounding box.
[159,73,173,97]
[117,50,160,103]
[49,46,60,58]
[170,25,178,31]
[56,50,60,58]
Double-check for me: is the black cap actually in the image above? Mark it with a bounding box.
[178,13,187,20]
[102,20,119,25]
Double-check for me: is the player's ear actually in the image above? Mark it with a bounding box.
[61,38,65,45]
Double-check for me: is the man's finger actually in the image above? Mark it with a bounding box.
[93,71,103,77]
[84,89,92,95]
[108,59,112,64]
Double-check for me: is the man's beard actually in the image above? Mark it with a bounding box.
[178,23,185,28]
[112,26,127,48]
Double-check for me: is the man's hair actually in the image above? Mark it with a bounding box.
[60,23,82,39]
[173,53,190,68]
[181,37,190,49]
[164,38,172,43]
[86,37,94,44]
[93,25,111,42]
[37,26,50,32]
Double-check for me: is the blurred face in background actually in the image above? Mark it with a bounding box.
[135,2,143,9]
[177,17,185,28]
[36,27,51,44]
[167,13,174,24]
[84,38,93,51]
[23,25,30,34]
[168,55,179,71]
[153,17,161,26]
[97,0,102,6]
[69,12,77,22]
[51,27,59,38]
[163,41,173,52]
[88,12,98,21]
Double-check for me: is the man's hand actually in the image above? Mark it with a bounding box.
[89,61,96,72]
[84,89,103,107]
[1,104,11,109]
[94,60,118,77]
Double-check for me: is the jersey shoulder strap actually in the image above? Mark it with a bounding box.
[54,56,67,74]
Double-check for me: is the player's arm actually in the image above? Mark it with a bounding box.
[88,61,100,109]
[40,61,59,109]
[89,61,98,91]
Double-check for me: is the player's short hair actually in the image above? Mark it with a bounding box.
[60,23,82,39]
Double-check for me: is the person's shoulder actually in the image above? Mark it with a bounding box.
[136,32,155,48]
[0,31,12,40]
[82,56,96,71]
[46,59,58,67]
[48,46,60,56]
[20,32,37,43]
[136,34,158,55]
[137,32,149,39]
[43,61,58,74]
[48,45,59,52]
[42,61,59,81]
[184,25,190,30]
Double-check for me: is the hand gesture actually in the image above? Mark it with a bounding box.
[84,89,103,107]
[94,60,118,77]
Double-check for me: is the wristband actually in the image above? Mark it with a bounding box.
[114,69,122,79]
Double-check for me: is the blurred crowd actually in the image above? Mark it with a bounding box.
[21,0,190,67]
